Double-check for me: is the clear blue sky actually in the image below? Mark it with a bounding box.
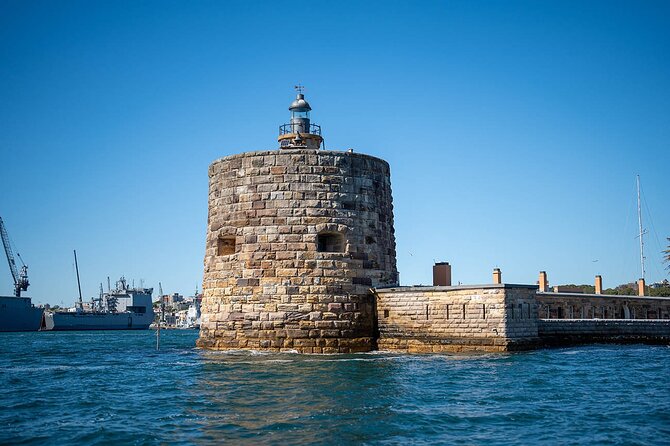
[1,0,668,305]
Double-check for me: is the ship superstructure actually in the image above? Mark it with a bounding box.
[42,276,154,331]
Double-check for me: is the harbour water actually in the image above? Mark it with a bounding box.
[1,331,669,445]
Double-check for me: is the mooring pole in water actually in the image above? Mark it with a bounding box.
[156,281,164,351]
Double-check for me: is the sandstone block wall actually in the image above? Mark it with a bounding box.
[374,285,539,353]
[537,293,670,320]
[198,149,398,353]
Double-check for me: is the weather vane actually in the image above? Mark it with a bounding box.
[294,84,305,94]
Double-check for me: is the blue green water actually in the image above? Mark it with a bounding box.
[1,331,669,445]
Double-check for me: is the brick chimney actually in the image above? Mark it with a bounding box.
[638,278,645,296]
[433,262,452,286]
[493,268,502,284]
[539,271,548,292]
[595,275,602,295]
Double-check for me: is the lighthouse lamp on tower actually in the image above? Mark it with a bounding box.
[278,85,324,149]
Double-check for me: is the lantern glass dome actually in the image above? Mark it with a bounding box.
[292,110,310,119]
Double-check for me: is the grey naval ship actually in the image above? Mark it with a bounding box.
[42,275,154,331]
[1,216,43,332]
[0,295,43,332]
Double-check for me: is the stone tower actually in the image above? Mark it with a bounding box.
[197,89,398,353]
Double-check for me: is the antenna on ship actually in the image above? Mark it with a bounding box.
[636,175,647,281]
[73,250,83,311]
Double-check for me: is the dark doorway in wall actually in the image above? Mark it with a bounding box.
[317,233,344,252]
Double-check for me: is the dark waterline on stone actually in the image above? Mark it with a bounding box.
[1,331,669,445]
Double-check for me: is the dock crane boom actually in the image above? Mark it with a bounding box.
[0,217,29,297]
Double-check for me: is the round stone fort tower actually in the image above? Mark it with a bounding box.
[197,89,398,353]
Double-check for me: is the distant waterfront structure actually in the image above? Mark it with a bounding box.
[197,88,670,354]
[197,89,398,353]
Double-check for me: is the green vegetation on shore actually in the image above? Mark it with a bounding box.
[558,282,670,297]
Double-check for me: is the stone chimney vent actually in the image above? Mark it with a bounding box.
[638,278,646,296]
[595,275,603,295]
[539,271,548,292]
[433,262,452,286]
[493,268,502,285]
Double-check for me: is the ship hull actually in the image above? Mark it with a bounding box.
[0,296,44,332]
[41,311,153,331]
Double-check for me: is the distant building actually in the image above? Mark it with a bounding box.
[651,279,670,289]
[160,293,184,307]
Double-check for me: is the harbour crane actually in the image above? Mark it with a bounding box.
[0,217,29,297]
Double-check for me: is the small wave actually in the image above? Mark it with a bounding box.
[559,349,588,355]
[167,361,200,367]
[4,364,107,373]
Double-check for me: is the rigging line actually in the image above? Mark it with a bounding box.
[641,186,663,252]
[640,186,664,279]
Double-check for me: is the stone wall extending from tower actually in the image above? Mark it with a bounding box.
[197,148,398,353]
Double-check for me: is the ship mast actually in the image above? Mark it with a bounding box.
[636,175,646,281]
[74,250,84,310]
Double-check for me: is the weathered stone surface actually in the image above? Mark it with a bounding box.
[375,286,670,352]
[197,149,398,353]
[538,320,670,346]
[536,292,670,320]
[374,285,540,353]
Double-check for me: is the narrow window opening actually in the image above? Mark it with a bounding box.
[317,233,344,252]
[383,309,389,318]
[519,303,523,319]
[482,303,486,319]
[462,303,466,319]
[446,305,450,320]
[217,236,237,256]
[365,236,376,244]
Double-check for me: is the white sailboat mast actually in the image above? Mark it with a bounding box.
[636,175,646,280]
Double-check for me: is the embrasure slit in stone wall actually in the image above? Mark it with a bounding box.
[317,233,344,253]
[217,236,237,256]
